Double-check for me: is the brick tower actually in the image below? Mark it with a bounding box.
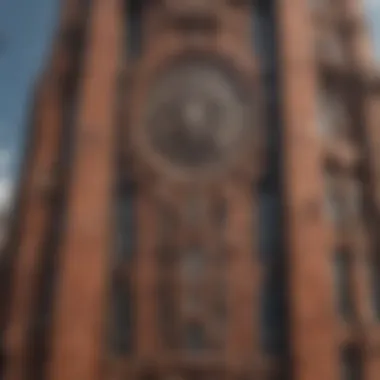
[1,1,380,380]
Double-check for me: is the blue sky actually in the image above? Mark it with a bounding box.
[0,0,380,210]
[365,0,380,58]
[0,0,59,208]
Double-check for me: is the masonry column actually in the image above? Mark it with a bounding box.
[342,1,380,378]
[276,1,339,379]
[47,1,121,380]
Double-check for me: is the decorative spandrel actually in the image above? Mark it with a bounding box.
[142,58,252,176]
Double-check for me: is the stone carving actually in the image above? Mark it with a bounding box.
[143,58,251,175]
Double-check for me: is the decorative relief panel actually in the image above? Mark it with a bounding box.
[316,29,346,66]
[121,0,262,378]
[324,169,364,229]
[128,45,260,184]
[317,86,349,138]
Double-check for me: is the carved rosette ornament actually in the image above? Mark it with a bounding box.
[128,42,262,184]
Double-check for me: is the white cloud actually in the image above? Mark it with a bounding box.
[365,0,380,9]
[0,177,12,254]
[0,177,13,214]
[0,147,13,215]
[0,146,13,252]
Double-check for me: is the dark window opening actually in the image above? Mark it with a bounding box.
[255,0,287,361]
[252,0,277,74]
[334,250,355,322]
[341,345,362,380]
[115,182,136,264]
[110,281,132,354]
[110,177,136,355]
[125,0,143,59]
[110,53,137,353]
[185,322,205,352]
[260,262,287,355]
[258,189,286,356]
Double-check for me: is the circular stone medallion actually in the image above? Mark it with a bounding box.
[141,57,252,178]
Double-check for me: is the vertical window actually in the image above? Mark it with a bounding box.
[110,182,136,354]
[110,281,132,354]
[157,205,179,270]
[254,0,287,361]
[110,0,140,348]
[157,207,179,350]
[260,262,286,355]
[252,1,277,73]
[125,0,143,59]
[341,346,362,380]
[334,250,355,321]
[258,187,285,355]
[258,192,281,264]
[115,183,136,263]
[182,246,206,352]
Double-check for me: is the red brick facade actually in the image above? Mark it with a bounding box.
[2,1,380,380]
